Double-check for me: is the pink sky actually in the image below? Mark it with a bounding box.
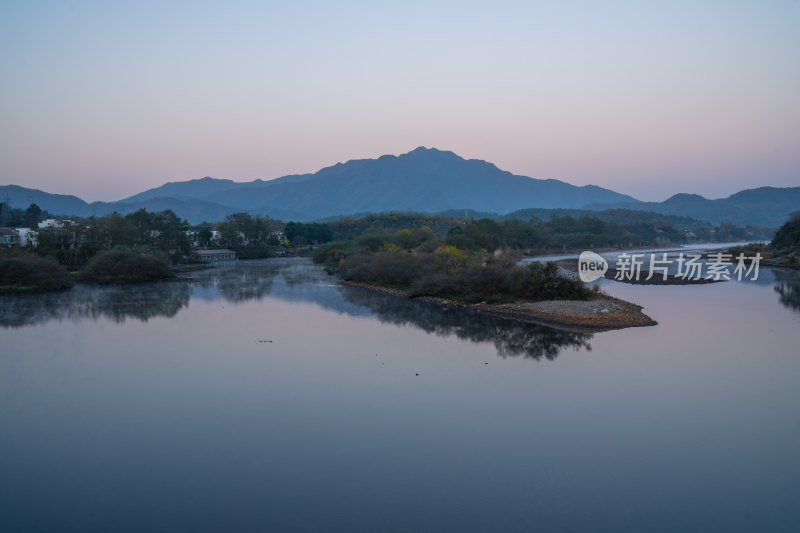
[1,1,798,203]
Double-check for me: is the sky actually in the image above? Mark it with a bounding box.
[1,0,799,203]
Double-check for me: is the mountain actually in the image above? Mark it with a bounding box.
[238,146,641,217]
[0,185,308,223]
[119,176,241,204]
[115,173,316,205]
[0,184,93,217]
[113,147,638,220]
[4,148,796,226]
[586,186,800,227]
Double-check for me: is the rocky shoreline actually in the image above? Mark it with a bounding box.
[340,281,657,332]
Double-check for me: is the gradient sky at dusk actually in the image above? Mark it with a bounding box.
[1,0,798,203]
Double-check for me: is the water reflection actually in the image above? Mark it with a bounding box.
[0,259,594,361]
[773,268,800,314]
[3,258,795,358]
[340,286,593,360]
[194,262,275,303]
[0,281,191,328]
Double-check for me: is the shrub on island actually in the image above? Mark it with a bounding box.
[0,252,75,293]
[316,241,592,303]
[78,246,174,283]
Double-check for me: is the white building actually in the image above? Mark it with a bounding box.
[38,219,73,229]
[15,228,38,246]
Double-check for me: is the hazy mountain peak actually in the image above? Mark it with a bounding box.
[118,176,239,204]
[664,193,707,202]
[400,146,459,160]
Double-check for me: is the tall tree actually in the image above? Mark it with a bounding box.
[23,203,43,229]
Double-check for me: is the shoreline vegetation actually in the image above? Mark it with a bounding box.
[0,247,179,293]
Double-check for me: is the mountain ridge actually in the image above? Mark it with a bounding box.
[585,186,800,227]
[2,148,797,225]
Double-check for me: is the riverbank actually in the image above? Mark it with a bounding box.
[341,280,656,332]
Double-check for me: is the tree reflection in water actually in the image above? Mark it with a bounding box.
[1,258,593,360]
[201,263,275,303]
[0,281,191,328]
[191,259,327,303]
[773,268,800,314]
[4,258,796,360]
[339,286,593,361]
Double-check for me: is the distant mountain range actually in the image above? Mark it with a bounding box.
[1,147,798,226]
[584,187,800,227]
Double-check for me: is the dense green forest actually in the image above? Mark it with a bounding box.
[317,211,765,253]
[318,209,767,250]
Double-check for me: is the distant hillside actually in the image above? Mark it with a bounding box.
[91,196,307,224]
[118,173,318,205]
[119,177,240,203]
[0,184,93,217]
[586,187,800,227]
[0,185,307,224]
[437,207,718,228]
[90,197,239,223]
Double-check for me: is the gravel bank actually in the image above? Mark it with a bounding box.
[340,281,656,332]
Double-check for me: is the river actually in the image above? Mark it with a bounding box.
[1,255,798,532]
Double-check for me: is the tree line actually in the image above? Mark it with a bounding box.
[2,203,770,269]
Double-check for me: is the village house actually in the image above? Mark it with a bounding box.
[0,227,20,246]
[191,249,237,262]
[15,228,38,247]
[38,218,73,229]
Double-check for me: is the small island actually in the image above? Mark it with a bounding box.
[313,226,656,331]
[341,280,655,331]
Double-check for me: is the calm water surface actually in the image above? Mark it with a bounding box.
[1,257,799,532]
